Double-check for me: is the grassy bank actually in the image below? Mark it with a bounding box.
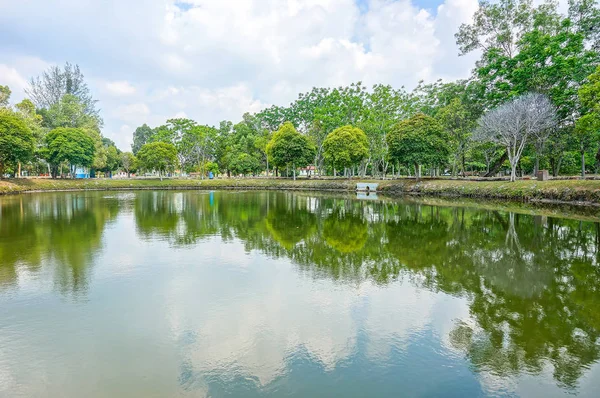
[2,177,600,206]
[379,179,600,204]
[0,177,359,195]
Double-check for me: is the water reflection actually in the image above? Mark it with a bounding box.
[1,191,600,395]
[0,193,119,295]
[129,191,600,391]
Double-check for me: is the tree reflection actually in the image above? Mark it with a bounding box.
[3,190,600,388]
[0,193,119,295]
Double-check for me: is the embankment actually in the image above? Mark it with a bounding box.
[2,177,600,206]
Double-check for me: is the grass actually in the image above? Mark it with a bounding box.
[2,177,600,205]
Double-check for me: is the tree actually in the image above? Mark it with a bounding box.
[26,62,100,120]
[0,113,34,177]
[45,128,95,179]
[132,124,155,155]
[229,153,261,176]
[437,98,476,176]
[102,145,120,177]
[0,85,10,108]
[574,114,600,178]
[387,114,450,179]
[359,84,413,177]
[266,122,315,180]
[186,125,218,178]
[579,65,600,114]
[120,152,137,178]
[136,142,177,181]
[475,93,557,181]
[323,125,369,178]
[42,94,102,131]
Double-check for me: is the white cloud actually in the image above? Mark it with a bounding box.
[0,0,484,150]
[103,80,136,96]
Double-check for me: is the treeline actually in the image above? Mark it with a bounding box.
[0,0,599,181]
[129,0,600,181]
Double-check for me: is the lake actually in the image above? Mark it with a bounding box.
[1,190,599,397]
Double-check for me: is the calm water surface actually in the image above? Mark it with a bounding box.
[1,191,600,397]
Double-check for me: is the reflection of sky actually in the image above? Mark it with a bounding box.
[1,194,600,397]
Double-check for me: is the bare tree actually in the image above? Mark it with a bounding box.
[474,93,556,182]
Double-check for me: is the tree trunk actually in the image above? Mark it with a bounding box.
[484,150,509,178]
[293,162,296,181]
[160,171,163,181]
[534,155,540,177]
[581,151,586,179]
[17,162,21,178]
[415,163,421,180]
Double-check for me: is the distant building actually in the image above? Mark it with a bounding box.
[299,165,316,176]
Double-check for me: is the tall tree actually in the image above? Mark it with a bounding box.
[120,152,137,178]
[475,93,556,181]
[573,114,600,178]
[387,114,450,179]
[437,98,477,176]
[26,63,100,121]
[44,127,96,179]
[132,124,155,155]
[359,84,413,177]
[323,125,369,178]
[137,142,178,181]
[0,85,10,108]
[0,113,34,177]
[267,122,315,180]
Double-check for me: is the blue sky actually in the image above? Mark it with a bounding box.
[0,0,480,150]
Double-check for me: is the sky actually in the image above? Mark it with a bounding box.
[0,0,482,151]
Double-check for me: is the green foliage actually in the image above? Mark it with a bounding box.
[0,113,35,175]
[132,124,155,155]
[137,142,178,177]
[229,152,261,176]
[579,66,600,114]
[436,98,477,175]
[387,114,450,171]
[267,122,315,170]
[45,127,96,178]
[42,94,102,131]
[323,125,369,173]
[120,152,137,176]
[0,85,11,108]
[26,62,100,121]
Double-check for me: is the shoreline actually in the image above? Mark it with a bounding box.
[2,178,600,208]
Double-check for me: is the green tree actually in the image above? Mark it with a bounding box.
[579,65,600,113]
[0,85,11,108]
[102,145,121,177]
[45,128,95,179]
[26,62,100,120]
[359,84,414,177]
[137,142,178,180]
[266,122,315,180]
[323,125,369,177]
[0,113,34,177]
[132,124,155,155]
[229,153,261,176]
[120,152,137,178]
[437,98,476,177]
[574,114,600,178]
[387,114,450,178]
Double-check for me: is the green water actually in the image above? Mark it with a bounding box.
[1,191,600,397]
